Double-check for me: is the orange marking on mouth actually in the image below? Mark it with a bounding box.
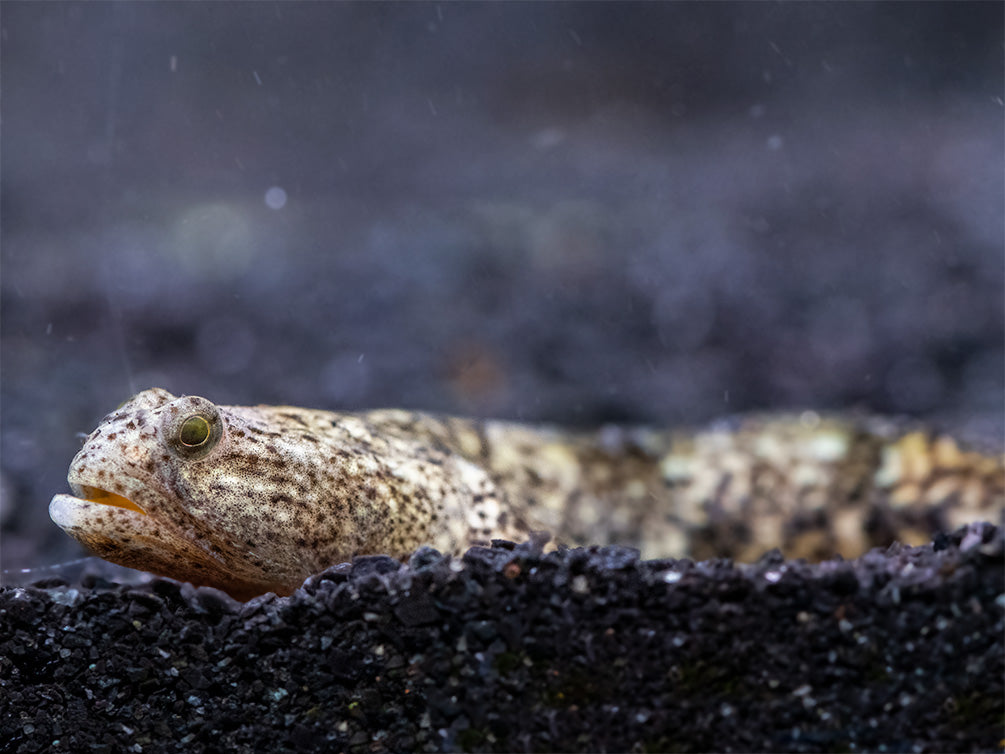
[82,486,146,515]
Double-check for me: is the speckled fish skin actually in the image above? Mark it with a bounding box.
[49,388,1004,600]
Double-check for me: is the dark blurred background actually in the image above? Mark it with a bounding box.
[2,2,1002,574]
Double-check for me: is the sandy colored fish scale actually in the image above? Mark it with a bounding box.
[50,388,1004,600]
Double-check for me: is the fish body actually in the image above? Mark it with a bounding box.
[50,388,1004,600]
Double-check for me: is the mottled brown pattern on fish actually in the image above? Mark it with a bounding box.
[50,389,1004,600]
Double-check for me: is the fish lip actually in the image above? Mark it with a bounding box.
[65,480,148,515]
[48,493,97,529]
[48,494,146,527]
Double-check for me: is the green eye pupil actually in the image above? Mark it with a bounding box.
[179,416,211,447]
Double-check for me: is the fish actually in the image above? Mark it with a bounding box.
[49,388,1004,600]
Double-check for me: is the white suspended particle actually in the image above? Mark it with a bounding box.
[265,186,287,210]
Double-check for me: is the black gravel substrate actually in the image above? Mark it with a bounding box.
[2,523,1002,754]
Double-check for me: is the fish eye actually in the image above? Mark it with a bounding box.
[179,415,212,447]
[164,397,223,460]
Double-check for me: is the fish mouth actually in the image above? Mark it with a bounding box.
[70,483,147,515]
